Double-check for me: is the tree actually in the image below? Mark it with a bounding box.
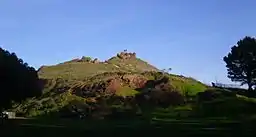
[81,56,92,62]
[0,48,42,110]
[223,36,256,91]
[161,68,172,74]
[168,67,172,72]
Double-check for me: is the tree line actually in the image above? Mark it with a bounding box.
[0,48,42,111]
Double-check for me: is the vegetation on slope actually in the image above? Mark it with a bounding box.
[12,70,206,117]
[13,50,205,118]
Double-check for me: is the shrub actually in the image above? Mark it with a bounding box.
[136,90,184,108]
[197,88,236,102]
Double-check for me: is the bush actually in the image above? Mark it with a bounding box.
[136,90,184,108]
[197,88,235,102]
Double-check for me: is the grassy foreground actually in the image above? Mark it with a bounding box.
[2,117,255,137]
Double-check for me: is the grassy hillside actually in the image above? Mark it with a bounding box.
[13,71,206,117]
[12,51,208,118]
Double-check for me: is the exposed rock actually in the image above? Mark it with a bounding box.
[121,74,148,88]
[106,78,122,93]
[117,50,136,60]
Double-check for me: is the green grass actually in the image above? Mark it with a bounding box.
[236,94,256,103]
[115,86,139,96]
[13,91,86,117]
[38,56,158,79]
[38,62,121,79]
[170,76,206,95]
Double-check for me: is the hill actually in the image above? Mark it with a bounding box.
[38,51,159,79]
[12,51,207,118]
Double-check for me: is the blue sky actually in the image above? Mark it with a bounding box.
[0,0,256,85]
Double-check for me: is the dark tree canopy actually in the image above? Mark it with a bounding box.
[0,48,42,110]
[223,36,256,91]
